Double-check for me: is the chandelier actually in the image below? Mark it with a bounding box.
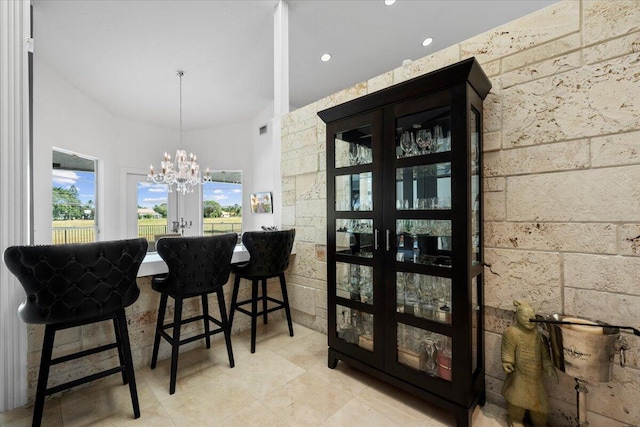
[148,70,210,194]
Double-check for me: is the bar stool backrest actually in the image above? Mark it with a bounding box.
[154,234,237,295]
[240,229,295,278]
[3,238,148,325]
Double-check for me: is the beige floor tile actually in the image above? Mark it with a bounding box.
[355,379,441,427]
[220,399,288,427]
[59,376,157,427]
[321,398,403,427]
[2,322,510,427]
[140,349,229,401]
[230,318,312,354]
[0,404,63,427]
[261,371,351,427]
[221,348,305,400]
[469,402,509,427]
[159,371,256,427]
[307,361,373,398]
[274,330,328,371]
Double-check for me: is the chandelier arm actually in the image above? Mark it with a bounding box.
[148,70,210,194]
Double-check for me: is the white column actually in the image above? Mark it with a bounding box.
[0,0,31,411]
[272,0,289,227]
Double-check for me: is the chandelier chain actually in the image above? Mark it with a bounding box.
[147,70,211,195]
[178,70,183,147]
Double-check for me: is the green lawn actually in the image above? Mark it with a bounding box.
[52,217,242,244]
[53,217,242,227]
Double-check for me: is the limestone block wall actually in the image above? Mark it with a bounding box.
[281,1,640,425]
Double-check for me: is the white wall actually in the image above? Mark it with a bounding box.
[182,119,256,233]
[34,59,257,242]
[251,101,276,230]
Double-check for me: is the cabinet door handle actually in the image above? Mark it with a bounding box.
[386,229,391,251]
[374,229,379,250]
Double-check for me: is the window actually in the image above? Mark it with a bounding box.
[52,149,98,243]
[137,182,170,251]
[202,171,242,236]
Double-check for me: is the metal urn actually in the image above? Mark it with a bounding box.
[533,314,631,427]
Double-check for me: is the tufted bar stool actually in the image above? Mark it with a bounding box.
[229,229,295,354]
[150,233,237,394]
[3,238,148,427]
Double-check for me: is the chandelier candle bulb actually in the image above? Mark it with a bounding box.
[148,70,211,195]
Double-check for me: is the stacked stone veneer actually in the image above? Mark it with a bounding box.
[280,1,640,426]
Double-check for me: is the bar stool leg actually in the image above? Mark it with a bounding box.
[202,294,211,349]
[251,279,259,354]
[229,275,241,328]
[112,317,128,384]
[151,293,168,369]
[169,297,183,395]
[216,287,235,368]
[116,310,140,419]
[279,273,294,337]
[262,278,268,325]
[32,326,56,427]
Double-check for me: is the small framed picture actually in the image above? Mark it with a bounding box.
[250,191,272,214]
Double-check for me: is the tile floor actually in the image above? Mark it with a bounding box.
[0,320,508,426]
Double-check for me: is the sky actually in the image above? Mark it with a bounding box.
[53,170,243,209]
[137,180,242,209]
[52,170,95,205]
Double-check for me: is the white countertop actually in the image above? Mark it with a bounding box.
[137,244,250,277]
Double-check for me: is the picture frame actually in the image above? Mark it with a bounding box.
[250,191,272,214]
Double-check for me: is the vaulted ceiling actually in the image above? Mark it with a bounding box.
[32,0,558,130]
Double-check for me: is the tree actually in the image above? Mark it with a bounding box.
[203,200,222,218]
[52,186,83,220]
[153,203,168,218]
[229,203,242,217]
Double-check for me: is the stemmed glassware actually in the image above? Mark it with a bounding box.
[425,337,438,375]
[415,129,432,154]
[400,131,415,157]
[433,126,444,152]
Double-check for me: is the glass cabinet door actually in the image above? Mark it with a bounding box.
[328,113,381,364]
[334,125,373,168]
[395,106,451,159]
[397,323,452,381]
[471,107,481,265]
[388,99,456,384]
[321,58,490,417]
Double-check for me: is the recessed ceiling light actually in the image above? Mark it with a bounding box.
[384,0,396,5]
[321,53,332,62]
[422,37,433,47]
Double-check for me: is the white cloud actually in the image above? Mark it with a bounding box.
[148,187,167,193]
[232,189,242,193]
[52,170,79,186]
[143,197,167,203]
[213,189,224,194]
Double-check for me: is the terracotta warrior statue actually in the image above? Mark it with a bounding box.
[501,300,558,427]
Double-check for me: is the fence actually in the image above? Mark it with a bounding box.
[52,227,97,245]
[52,222,242,245]
[203,222,242,235]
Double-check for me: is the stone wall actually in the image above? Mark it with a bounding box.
[280,1,640,426]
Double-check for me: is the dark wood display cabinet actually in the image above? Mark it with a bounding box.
[318,58,491,427]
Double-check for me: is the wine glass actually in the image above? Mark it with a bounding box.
[400,131,414,157]
[434,126,444,152]
[425,337,438,375]
[415,129,432,154]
